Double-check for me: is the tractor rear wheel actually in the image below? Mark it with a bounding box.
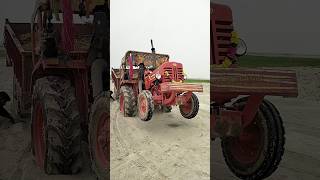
[89,94,110,179]
[138,90,154,121]
[179,93,199,119]
[31,76,82,174]
[119,86,136,117]
[221,98,285,180]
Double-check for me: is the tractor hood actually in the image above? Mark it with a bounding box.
[150,62,185,83]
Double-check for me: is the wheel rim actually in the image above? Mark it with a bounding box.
[180,97,193,115]
[32,102,45,169]
[120,95,124,112]
[228,118,265,164]
[95,112,109,169]
[139,95,147,118]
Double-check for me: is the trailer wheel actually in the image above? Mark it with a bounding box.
[119,86,136,117]
[221,98,285,180]
[31,76,82,174]
[179,93,199,119]
[138,90,154,121]
[89,94,110,179]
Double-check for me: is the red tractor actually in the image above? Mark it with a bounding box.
[4,0,109,179]
[211,3,298,180]
[112,41,203,121]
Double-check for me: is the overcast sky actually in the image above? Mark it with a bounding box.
[111,0,210,79]
[0,0,210,79]
[1,1,320,79]
[214,0,320,56]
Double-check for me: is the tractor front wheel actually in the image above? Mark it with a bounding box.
[31,76,82,174]
[89,94,110,179]
[221,98,285,180]
[179,93,199,119]
[138,90,154,121]
[119,86,137,117]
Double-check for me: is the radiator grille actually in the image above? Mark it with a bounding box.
[215,20,233,64]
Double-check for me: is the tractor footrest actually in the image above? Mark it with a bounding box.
[211,68,298,97]
[160,82,203,93]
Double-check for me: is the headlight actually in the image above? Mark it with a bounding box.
[156,73,162,80]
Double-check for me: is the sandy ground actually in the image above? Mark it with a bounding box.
[1,52,320,180]
[110,83,210,180]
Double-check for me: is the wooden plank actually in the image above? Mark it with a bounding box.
[161,83,203,93]
[211,68,298,97]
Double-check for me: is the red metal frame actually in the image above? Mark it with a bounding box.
[210,3,298,138]
[4,20,93,120]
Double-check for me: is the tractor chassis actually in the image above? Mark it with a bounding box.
[212,95,264,138]
[211,68,298,139]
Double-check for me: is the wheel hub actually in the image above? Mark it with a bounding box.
[229,119,264,164]
[139,95,147,116]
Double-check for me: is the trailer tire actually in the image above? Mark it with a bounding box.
[89,94,110,179]
[119,86,136,117]
[138,90,154,121]
[31,76,82,174]
[179,93,199,119]
[221,98,285,180]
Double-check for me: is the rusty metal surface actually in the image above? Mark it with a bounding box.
[6,21,93,52]
[122,51,169,68]
[211,68,298,97]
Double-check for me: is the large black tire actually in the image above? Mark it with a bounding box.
[179,93,199,119]
[31,76,82,174]
[119,86,137,117]
[221,98,285,180]
[137,90,154,121]
[89,94,110,179]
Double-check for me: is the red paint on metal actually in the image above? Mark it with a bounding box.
[32,102,45,169]
[95,112,108,169]
[139,95,147,117]
[241,95,264,127]
[128,53,134,80]
[211,3,233,65]
[74,69,89,124]
[120,95,124,112]
[61,0,74,53]
[228,118,264,164]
